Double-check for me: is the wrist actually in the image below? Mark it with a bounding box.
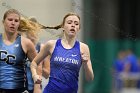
[32,74,38,83]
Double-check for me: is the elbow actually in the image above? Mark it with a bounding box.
[91,74,94,81]
[42,68,50,79]
[86,73,94,81]
[30,61,36,69]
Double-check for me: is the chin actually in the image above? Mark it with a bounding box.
[69,35,75,38]
[9,31,16,34]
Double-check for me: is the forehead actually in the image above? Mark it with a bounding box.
[6,13,20,19]
[65,15,79,22]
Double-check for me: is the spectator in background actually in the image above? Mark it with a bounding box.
[123,49,139,88]
[113,50,127,90]
[114,50,127,73]
[124,49,138,73]
[113,49,139,90]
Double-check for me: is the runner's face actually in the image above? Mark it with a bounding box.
[63,15,80,37]
[3,13,20,34]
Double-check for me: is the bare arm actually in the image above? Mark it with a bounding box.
[30,40,55,83]
[37,44,50,79]
[21,36,37,62]
[81,42,94,81]
[34,44,43,93]
[42,55,50,79]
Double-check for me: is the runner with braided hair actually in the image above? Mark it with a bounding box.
[30,13,94,93]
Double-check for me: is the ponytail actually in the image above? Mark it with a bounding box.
[44,25,62,30]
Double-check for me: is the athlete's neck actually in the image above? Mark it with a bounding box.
[61,37,76,49]
[2,32,18,44]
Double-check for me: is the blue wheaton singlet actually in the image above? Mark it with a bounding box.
[0,34,26,89]
[25,43,41,90]
[43,39,82,93]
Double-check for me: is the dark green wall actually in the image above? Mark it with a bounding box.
[83,39,140,93]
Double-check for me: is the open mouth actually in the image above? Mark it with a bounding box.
[70,29,75,32]
[10,27,15,30]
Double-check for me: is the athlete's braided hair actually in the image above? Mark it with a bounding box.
[45,12,80,30]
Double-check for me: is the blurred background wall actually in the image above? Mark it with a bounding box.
[0,0,75,42]
[1,0,140,93]
[83,0,140,93]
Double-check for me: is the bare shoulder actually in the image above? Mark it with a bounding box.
[21,36,32,44]
[80,42,89,49]
[43,40,57,52]
[21,36,34,53]
[44,40,57,47]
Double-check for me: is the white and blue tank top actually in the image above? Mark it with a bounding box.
[0,34,26,89]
